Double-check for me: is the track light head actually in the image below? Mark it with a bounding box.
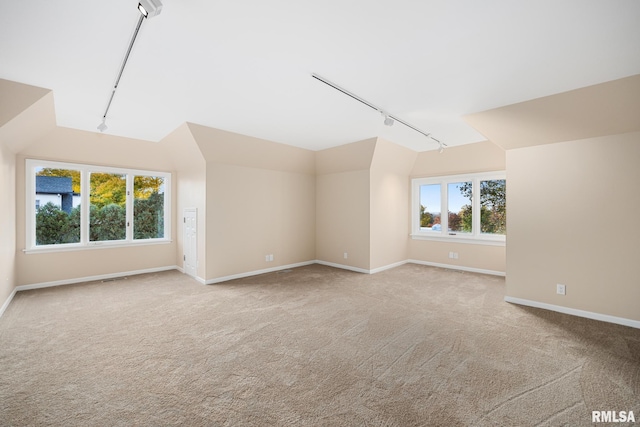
[311,74,444,146]
[97,119,107,132]
[381,111,394,126]
[138,3,148,17]
[138,0,163,18]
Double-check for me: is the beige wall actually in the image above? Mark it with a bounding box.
[186,124,316,281]
[506,132,640,321]
[0,79,49,127]
[408,141,507,273]
[316,139,376,270]
[464,74,640,150]
[15,127,177,286]
[207,163,316,279]
[316,170,371,270]
[369,139,416,270]
[0,142,16,308]
[1,79,56,306]
[0,80,56,156]
[160,123,207,280]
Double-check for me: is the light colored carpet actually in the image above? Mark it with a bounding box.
[1,264,638,426]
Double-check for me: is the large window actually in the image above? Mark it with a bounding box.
[412,171,506,245]
[26,159,171,251]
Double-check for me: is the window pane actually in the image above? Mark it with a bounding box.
[90,172,126,241]
[134,175,165,239]
[448,181,472,233]
[35,168,81,245]
[480,179,506,235]
[419,184,441,231]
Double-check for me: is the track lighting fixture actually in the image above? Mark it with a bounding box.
[97,0,163,132]
[311,73,446,151]
[138,0,163,19]
[138,3,148,17]
[97,118,107,133]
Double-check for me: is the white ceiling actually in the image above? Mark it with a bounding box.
[1,0,639,152]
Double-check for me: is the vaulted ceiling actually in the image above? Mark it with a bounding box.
[1,0,639,151]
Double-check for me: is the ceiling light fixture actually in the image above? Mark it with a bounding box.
[311,73,446,151]
[138,3,149,17]
[97,118,107,132]
[138,0,163,18]
[97,0,163,132]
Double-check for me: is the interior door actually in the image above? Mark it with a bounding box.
[183,209,197,277]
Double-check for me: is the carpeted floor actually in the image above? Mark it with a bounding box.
[1,264,639,426]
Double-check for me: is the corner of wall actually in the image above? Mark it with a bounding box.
[0,140,17,314]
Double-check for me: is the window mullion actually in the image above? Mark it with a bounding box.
[26,161,36,248]
[126,174,134,241]
[476,179,481,235]
[81,169,90,244]
[441,181,448,234]
[412,181,420,235]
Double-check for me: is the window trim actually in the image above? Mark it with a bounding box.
[25,159,171,253]
[411,171,506,246]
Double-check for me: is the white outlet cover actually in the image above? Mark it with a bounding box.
[556,284,566,295]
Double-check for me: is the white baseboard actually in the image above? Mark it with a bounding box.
[504,296,640,329]
[315,260,371,274]
[408,259,506,277]
[0,288,17,319]
[208,259,410,282]
[176,265,208,285]
[206,261,316,285]
[7,262,635,330]
[370,260,409,274]
[15,265,181,292]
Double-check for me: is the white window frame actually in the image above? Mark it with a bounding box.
[25,159,171,253]
[411,171,506,246]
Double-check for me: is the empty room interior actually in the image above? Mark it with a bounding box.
[1,0,639,425]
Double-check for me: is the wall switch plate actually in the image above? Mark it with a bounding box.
[556,284,566,295]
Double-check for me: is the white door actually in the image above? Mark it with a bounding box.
[183,209,197,277]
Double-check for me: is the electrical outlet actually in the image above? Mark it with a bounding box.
[344,252,348,259]
[265,255,270,262]
[556,284,566,295]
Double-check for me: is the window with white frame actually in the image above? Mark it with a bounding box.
[411,171,506,245]
[26,159,171,251]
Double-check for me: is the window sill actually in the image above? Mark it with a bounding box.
[23,239,173,254]
[410,233,505,247]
